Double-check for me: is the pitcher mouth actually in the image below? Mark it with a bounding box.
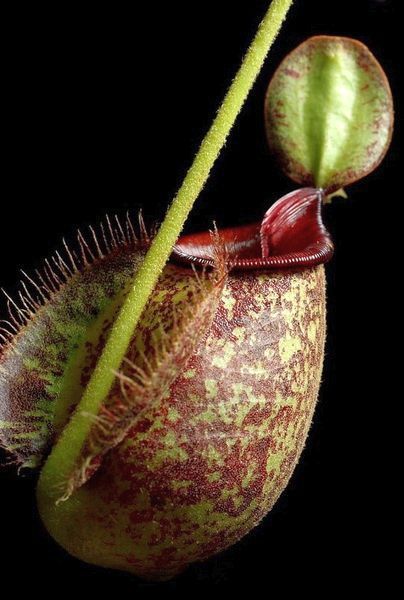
[172,188,334,271]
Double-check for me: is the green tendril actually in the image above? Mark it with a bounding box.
[39,0,294,500]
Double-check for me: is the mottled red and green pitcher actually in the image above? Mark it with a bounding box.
[0,36,393,580]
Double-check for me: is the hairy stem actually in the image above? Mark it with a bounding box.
[39,0,294,498]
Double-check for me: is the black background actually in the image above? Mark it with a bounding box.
[0,0,400,594]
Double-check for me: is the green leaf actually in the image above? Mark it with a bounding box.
[265,36,393,191]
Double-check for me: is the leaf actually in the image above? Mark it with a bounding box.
[265,36,393,191]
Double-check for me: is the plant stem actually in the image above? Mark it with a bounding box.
[39,0,294,498]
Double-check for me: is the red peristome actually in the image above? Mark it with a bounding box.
[172,187,333,270]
